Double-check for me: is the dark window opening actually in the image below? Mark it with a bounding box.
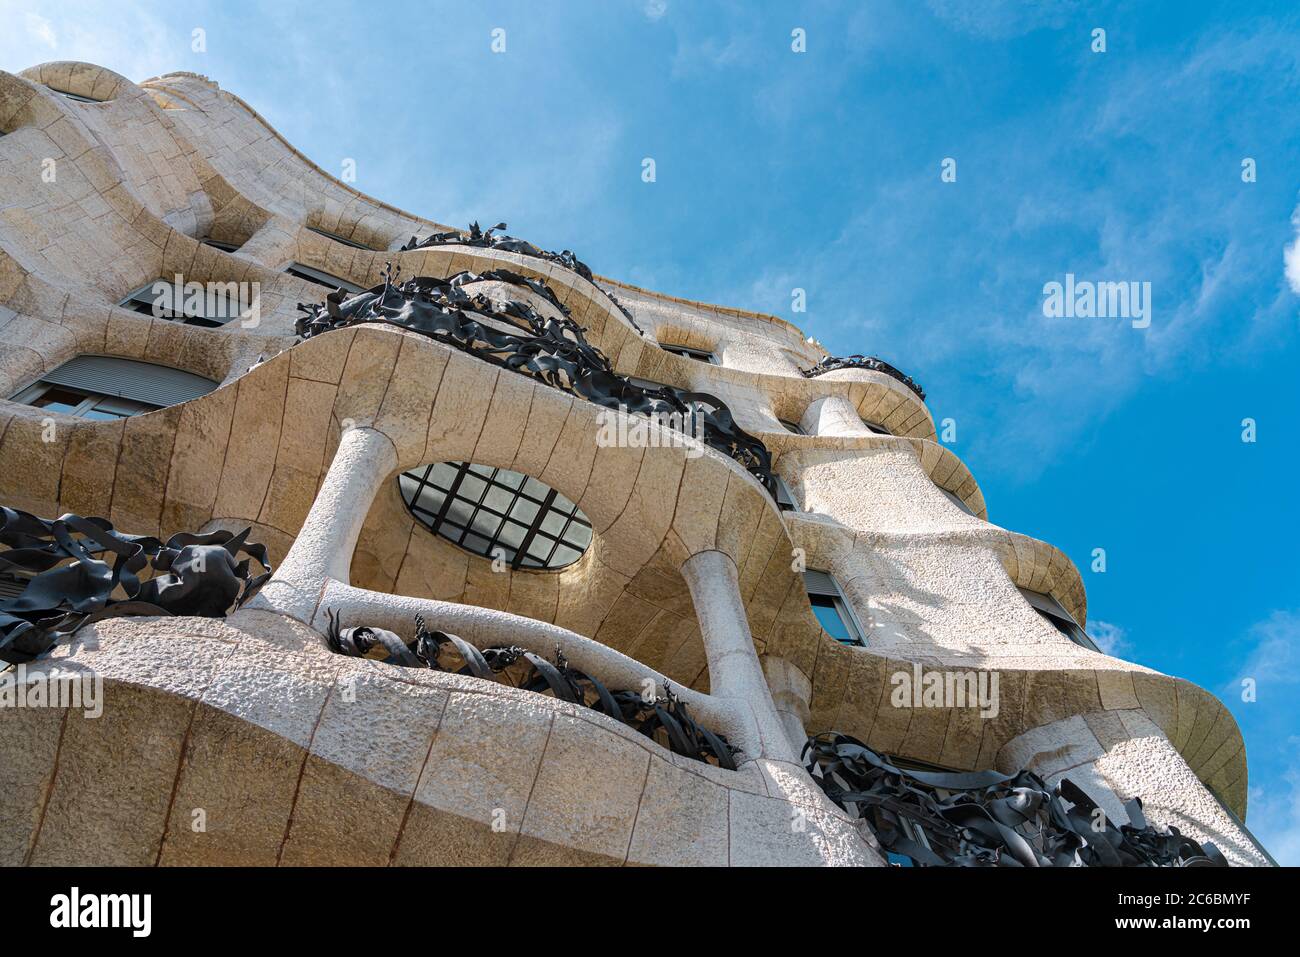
[285,262,366,294]
[805,569,864,646]
[660,343,717,364]
[774,476,798,512]
[307,226,376,250]
[1018,587,1100,653]
[119,280,241,327]
[51,89,101,103]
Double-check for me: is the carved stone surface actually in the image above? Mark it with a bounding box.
[296,265,776,495]
[0,506,272,664]
[805,732,1229,867]
[801,354,925,401]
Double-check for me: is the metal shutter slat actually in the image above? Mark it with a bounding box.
[803,569,837,596]
[40,355,217,408]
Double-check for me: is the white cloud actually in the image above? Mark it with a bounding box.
[1,3,178,82]
[643,0,668,21]
[1087,620,1131,658]
[1285,203,1300,295]
[24,13,57,49]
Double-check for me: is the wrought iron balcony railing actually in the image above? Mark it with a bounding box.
[0,507,272,664]
[325,610,738,769]
[400,221,644,333]
[805,732,1230,867]
[296,264,777,496]
[801,354,925,402]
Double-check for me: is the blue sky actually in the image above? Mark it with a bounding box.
[2,0,1298,862]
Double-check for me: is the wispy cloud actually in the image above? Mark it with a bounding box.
[1285,203,1300,294]
[24,12,57,49]
[1088,620,1131,658]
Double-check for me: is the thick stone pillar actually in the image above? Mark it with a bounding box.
[249,426,397,622]
[679,549,795,762]
[800,395,873,437]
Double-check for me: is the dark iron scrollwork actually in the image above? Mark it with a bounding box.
[0,507,272,665]
[800,355,925,402]
[324,610,739,769]
[804,732,1228,867]
[297,264,776,496]
[399,220,644,334]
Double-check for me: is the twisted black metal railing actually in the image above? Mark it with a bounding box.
[800,355,925,402]
[324,610,738,769]
[400,221,644,334]
[805,732,1228,867]
[0,507,272,665]
[296,264,776,496]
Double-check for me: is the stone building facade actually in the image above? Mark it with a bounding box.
[0,61,1271,866]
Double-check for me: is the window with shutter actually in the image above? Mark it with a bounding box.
[284,262,366,294]
[804,569,865,646]
[1017,586,1100,652]
[9,355,217,419]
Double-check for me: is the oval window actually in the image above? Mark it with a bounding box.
[399,462,593,571]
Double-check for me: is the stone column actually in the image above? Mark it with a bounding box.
[800,394,873,437]
[248,425,397,623]
[679,549,795,763]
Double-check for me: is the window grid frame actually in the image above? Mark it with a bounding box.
[400,461,593,571]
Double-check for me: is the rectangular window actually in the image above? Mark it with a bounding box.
[201,238,241,253]
[284,262,366,294]
[54,90,100,103]
[660,344,717,364]
[307,226,375,250]
[119,280,240,327]
[9,355,216,417]
[774,476,798,512]
[1017,587,1101,652]
[805,569,865,646]
[14,381,159,419]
